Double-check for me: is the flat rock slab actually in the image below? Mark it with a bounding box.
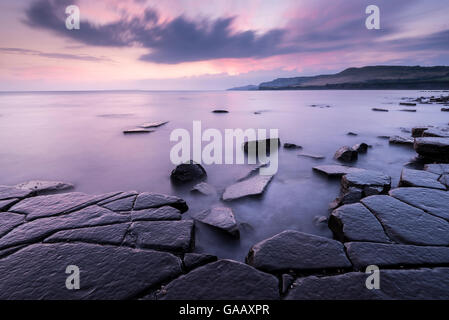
[134,192,188,213]
[389,187,449,221]
[0,186,33,201]
[139,121,168,128]
[422,127,449,138]
[14,180,74,194]
[156,260,279,300]
[0,212,25,238]
[414,137,449,161]
[101,195,136,211]
[439,174,449,187]
[123,128,153,134]
[124,220,194,253]
[285,268,449,300]
[424,163,449,175]
[313,165,365,177]
[389,135,414,145]
[341,170,391,195]
[130,206,182,221]
[246,230,352,273]
[329,203,391,243]
[361,195,449,245]
[183,253,217,271]
[0,243,182,299]
[297,153,325,160]
[345,242,449,269]
[190,207,239,237]
[399,168,446,190]
[0,198,20,211]
[222,174,273,201]
[190,182,217,196]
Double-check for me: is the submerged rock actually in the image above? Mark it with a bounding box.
[222,174,273,201]
[156,260,279,300]
[389,135,414,145]
[313,165,365,177]
[190,207,239,237]
[400,102,417,106]
[139,121,168,128]
[190,182,217,196]
[372,108,389,112]
[212,109,229,113]
[246,230,351,273]
[399,109,416,112]
[399,168,446,190]
[351,143,368,153]
[347,132,358,136]
[14,180,74,195]
[442,108,449,112]
[123,128,153,134]
[414,137,449,161]
[243,138,280,154]
[297,153,325,160]
[170,160,207,185]
[283,143,302,149]
[334,146,358,162]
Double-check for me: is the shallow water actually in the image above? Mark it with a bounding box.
[0,90,447,261]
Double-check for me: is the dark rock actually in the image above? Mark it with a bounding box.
[422,127,449,138]
[439,174,449,188]
[183,253,217,271]
[345,242,449,269]
[339,187,363,205]
[424,163,449,175]
[347,132,358,136]
[0,243,182,299]
[313,165,365,177]
[372,108,389,112]
[283,143,302,149]
[14,180,74,195]
[341,170,391,195]
[246,230,351,273]
[243,138,281,154]
[139,121,168,128]
[442,108,449,112]
[414,137,449,161]
[398,168,446,190]
[170,161,207,184]
[361,195,449,245]
[131,206,182,221]
[134,192,188,213]
[399,109,416,112]
[282,274,295,294]
[212,109,229,113]
[0,198,20,211]
[389,187,449,221]
[285,268,449,300]
[0,212,25,238]
[156,260,279,300]
[334,146,358,162]
[44,223,129,245]
[123,128,153,134]
[297,153,325,160]
[123,220,194,253]
[412,126,430,137]
[389,135,414,145]
[400,102,416,106]
[377,135,390,139]
[222,174,273,201]
[329,203,391,243]
[190,207,239,237]
[352,143,368,153]
[190,182,217,196]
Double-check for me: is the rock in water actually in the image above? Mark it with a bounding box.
[212,109,229,113]
[424,163,449,175]
[372,108,389,112]
[399,168,446,190]
[414,137,449,161]
[297,153,325,160]
[341,170,391,195]
[411,126,430,137]
[351,143,368,153]
[422,128,449,138]
[283,143,302,149]
[389,135,414,145]
[190,207,239,237]
[400,102,416,106]
[246,230,351,272]
[334,146,358,162]
[156,260,279,300]
[190,182,217,196]
[313,165,365,177]
[222,174,273,201]
[139,121,168,128]
[14,180,74,195]
[123,128,153,134]
[243,138,280,154]
[170,160,207,184]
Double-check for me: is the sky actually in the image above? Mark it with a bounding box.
[0,0,448,91]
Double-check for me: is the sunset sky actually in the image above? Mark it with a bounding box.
[1,0,448,91]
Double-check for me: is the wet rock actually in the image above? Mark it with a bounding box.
[339,187,363,205]
[285,268,449,300]
[347,132,358,136]
[243,138,281,154]
[170,161,207,185]
[352,143,368,153]
[414,137,449,161]
[0,243,182,299]
[0,186,33,201]
[283,143,302,149]
[123,220,194,253]
[399,109,416,112]
[190,207,239,237]
[345,242,449,269]
[9,192,117,220]
[190,182,217,196]
[398,168,446,190]
[361,195,449,245]
[14,180,74,195]
[400,102,416,106]
[329,203,391,243]
[156,260,279,300]
[183,253,217,271]
[334,146,358,162]
[313,165,365,177]
[212,109,229,113]
[372,108,389,112]
[282,274,295,294]
[130,206,182,221]
[297,153,325,160]
[422,127,449,138]
[389,135,414,145]
[442,108,449,112]
[139,121,168,128]
[389,187,449,221]
[222,174,273,201]
[123,128,153,134]
[134,192,188,213]
[45,223,129,246]
[246,230,351,273]
[0,212,25,238]
[341,170,391,195]
[0,198,20,211]
[424,163,449,175]
[411,126,430,137]
[439,174,449,188]
[377,135,390,139]
[0,205,129,250]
